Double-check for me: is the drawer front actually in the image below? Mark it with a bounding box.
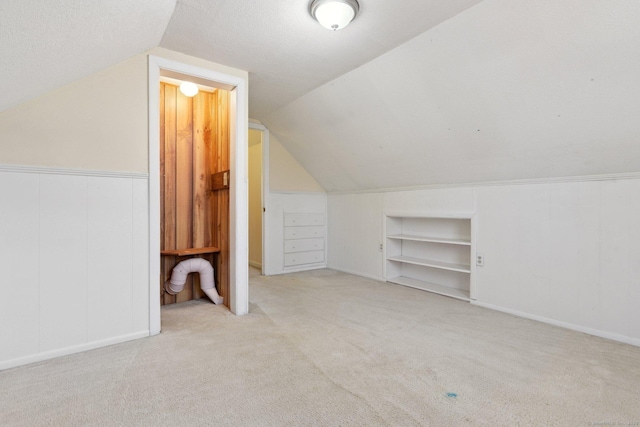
[284,238,324,253]
[284,213,325,227]
[284,250,325,267]
[284,226,324,239]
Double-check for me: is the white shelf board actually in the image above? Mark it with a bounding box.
[386,234,471,246]
[385,212,475,219]
[386,255,471,273]
[387,276,470,301]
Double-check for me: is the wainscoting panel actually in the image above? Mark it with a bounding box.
[0,167,150,370]
[87,177,135,342]
[39,174,89,352]
[0,172,40,362]
[132,178,150,333]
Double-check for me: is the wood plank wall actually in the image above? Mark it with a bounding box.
[213,90,230,303]
[160,82,230,307]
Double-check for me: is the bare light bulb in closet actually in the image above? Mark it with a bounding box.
[179,82,199,97]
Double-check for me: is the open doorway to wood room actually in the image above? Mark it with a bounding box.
[158,79,230,307]
[148,56,249,336]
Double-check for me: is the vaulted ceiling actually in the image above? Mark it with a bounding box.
[261,0,640,191]
[2,0,639,191]
[0,0,176,113]
[0,0,482,116]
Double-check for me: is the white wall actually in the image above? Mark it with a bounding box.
[0,168,149,370]
[328,175,640,346]
[0,47,248,174]
[327,192,384,280]
[0,55,149,172]
[269,134,324,193]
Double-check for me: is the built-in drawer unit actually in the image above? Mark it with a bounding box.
[284,213,325,227]
[283,213,326,269]
[284,226,324,240]
[284,238,324,253]
[284,250,325,267]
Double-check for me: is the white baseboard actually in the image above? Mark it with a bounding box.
[0,331,150,371]
[249,260,262,270]
[268,264,327,275]
[471,301,640,348]
[322,267,640,348]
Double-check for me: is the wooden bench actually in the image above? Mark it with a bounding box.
[161,247,220,256]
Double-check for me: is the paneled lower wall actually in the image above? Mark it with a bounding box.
[0,166,150,370]
[328,176,640,347]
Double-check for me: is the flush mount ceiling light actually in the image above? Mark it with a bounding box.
[310,0,359,31]
[179,81,199,97]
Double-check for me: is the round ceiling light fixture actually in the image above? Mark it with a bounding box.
[310,0,359,31]
[179,81,199,97]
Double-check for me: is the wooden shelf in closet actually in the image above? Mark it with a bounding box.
[161,247,220,256]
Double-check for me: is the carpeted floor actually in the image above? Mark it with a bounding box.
[1,268,639,426]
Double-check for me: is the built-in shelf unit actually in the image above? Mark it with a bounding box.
[384,213,476,301]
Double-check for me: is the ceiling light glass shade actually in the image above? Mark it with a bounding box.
[179,81,199,97]
[310,0,359,31]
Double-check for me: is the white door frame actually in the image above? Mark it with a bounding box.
[248,123,271,275]
[148,55,249,335]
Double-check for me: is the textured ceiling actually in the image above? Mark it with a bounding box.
[262,0,640,191]
[0,0,484,116]
[0,0,177,112]
[160,0,484,119]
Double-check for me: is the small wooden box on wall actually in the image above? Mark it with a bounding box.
[211,170,230,191]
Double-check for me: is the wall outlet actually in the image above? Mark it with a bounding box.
[379,243,383,252]
[476,254,484,266]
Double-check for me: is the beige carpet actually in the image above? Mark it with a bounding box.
[1,268,639,426]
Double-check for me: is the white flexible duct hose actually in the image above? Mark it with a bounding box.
[163,258,223,305]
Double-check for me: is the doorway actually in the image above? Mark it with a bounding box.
[148,56,249,335]
[158,80,228,306]
[248,123,270,275]
[248,128,262,272]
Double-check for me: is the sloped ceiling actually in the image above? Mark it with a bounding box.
[160,0,484,119]
[262,0,640,192]
[0,0,177,112]
[2,0,639,192]
[0,0,483,116]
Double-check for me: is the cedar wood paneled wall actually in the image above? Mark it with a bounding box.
[160,82,230,307]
